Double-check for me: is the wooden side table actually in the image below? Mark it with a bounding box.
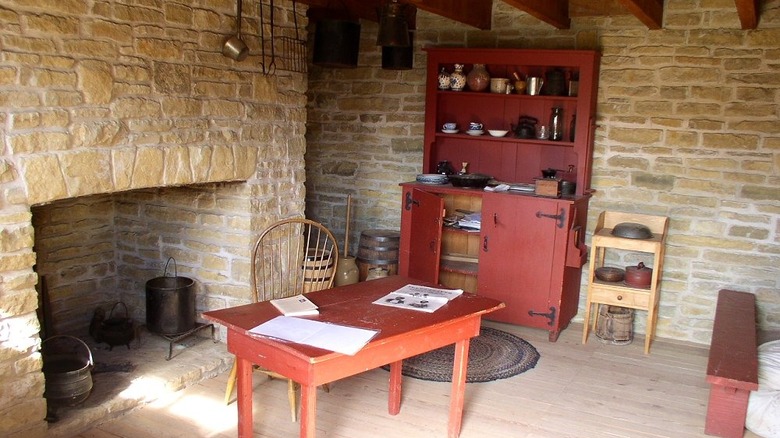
[582,211,669,354]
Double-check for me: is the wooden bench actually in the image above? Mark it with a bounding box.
[705,289,759,438]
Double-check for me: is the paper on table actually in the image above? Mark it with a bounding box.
[248,316,379,356]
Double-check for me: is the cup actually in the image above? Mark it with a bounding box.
[514,80,526,94]
[443,122,457,131]
[468,122,483,131]
[527,77,544,95]
[489,78,509,94]
[537,125,549,140]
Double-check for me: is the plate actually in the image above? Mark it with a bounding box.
[416,174,448,185]
[441,129,458,134]
[466,130,484,136]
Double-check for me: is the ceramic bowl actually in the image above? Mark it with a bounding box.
[488,130,509,137]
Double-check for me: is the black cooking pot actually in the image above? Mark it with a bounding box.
[449,173,491,188]
[94,302,134,350]
[512,116,537,139]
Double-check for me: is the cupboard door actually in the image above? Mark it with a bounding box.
[404,189,444,284]
[478,194,560,328]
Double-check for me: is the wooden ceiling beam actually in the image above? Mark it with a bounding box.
[616,0,663,29]
[406,0,492,30]
[302,0,382,23]
[501,0,570,29]
[734,0,759,29]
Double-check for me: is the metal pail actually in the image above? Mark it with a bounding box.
[146,257,196,335]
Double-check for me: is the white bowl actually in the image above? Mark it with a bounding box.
[488,130,509,137]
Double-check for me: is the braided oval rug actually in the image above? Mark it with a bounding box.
[383,326,540,383]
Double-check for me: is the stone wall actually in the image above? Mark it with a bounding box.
[0,1,308,436]
[305,1,780,344]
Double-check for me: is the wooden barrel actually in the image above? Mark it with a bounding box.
[595,304,634,345]
[356,229,400,281]
[303,248,334,292]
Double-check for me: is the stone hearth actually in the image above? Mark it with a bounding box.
[45,327,232,438]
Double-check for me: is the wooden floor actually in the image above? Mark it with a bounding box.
[73,321,761,438]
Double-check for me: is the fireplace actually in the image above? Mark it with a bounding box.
[29,183,255,435]
[1,1,310,435]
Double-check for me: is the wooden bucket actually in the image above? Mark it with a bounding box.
[302,248,334,292]
[356,229,400,281]
[595,304,634,345]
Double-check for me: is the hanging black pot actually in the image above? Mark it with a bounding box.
[382,31,413,70]
[313,19,361,68]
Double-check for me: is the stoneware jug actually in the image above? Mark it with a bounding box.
[334,256,359,286]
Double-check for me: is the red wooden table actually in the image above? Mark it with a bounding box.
[202,275,504,438]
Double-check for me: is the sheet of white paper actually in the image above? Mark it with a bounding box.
[248,316,378,356]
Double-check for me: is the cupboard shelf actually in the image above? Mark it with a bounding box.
[434,132,575,147]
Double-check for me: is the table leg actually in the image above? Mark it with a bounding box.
[448,339,471,438]
[237,356,253,438]
[388,360,402,415]
[300,383,317,438]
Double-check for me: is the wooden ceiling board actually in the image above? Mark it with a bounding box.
[734,0,760,29]
[297,0,760,31]
[502,0,571,29]
[616,0,664,29]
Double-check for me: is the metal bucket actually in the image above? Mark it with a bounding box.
[313,19,360,68]
[146,257,196,335]
[42,335,93,407]
[382,32,414,70]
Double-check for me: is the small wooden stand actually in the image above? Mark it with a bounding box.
[582,211,669,354]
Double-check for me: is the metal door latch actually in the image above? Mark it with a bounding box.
[535,208,565,228]
[528,306,557,326]
[404,192,419,210]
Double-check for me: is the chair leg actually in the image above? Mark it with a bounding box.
[224,360,237,405]
[287,379,298,422]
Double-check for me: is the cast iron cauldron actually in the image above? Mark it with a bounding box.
[92,302,134,350]
[449,173,492,189]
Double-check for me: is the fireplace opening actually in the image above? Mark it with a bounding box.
[31,182,251,436]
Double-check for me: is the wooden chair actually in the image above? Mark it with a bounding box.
[224,217,339,421]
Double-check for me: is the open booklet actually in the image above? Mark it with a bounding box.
[373,284,464,313]
[249,316,379,356]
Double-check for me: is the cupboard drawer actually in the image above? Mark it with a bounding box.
[590,286,650,309]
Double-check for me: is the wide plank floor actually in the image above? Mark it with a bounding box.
[73,321,761,438]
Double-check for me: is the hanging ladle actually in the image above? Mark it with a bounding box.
[222,0,249,61]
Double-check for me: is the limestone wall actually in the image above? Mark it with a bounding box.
[305,2,780,343]
[0,1,308,436]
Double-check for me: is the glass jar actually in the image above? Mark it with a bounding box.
[549,107,564,141]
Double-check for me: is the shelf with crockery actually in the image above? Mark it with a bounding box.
[423,47,599,197]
